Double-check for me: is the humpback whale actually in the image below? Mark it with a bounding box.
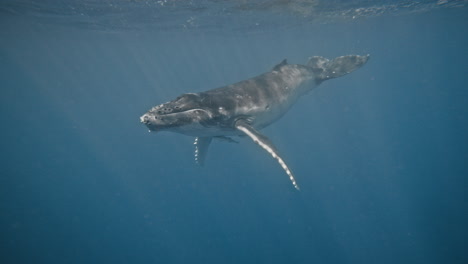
[140,54,369,190]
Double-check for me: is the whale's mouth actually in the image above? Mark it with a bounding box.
[140,114,160,132]
[140,108,212,134]
[140,115,149,124]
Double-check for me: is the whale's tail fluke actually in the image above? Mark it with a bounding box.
[307,54,370,83]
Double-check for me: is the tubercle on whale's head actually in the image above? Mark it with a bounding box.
[140,93,212,133]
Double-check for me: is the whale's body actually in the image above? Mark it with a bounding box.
[141,55,369,189]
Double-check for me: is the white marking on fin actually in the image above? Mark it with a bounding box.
[235,120,300,190]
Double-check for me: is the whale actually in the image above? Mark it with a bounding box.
[140,54,369,190]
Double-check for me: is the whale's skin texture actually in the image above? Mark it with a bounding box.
[140,54,370,190]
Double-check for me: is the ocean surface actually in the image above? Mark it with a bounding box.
[1,1,467,263]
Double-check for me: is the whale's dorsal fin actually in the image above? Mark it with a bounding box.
[307,55,370,82]
[272,59,288,71]
[194,137,212,166]
[235,119,300,190]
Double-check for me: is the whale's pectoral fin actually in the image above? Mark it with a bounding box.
[235,119,300,190]
[308,54,370,82]
[194,137,213,166]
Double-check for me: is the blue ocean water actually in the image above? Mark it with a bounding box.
[1,1,467,263]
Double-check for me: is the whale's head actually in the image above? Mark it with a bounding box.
[140,93,214,135]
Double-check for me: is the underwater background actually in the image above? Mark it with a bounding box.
[1,1,467,263]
